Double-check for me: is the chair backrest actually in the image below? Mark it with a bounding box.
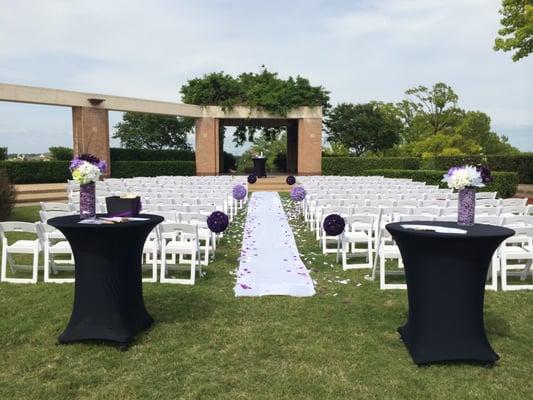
[477,199,500,207]
[39,210,72,222]
[417,207,442,217]
[475,206,501,216]
[505,227,533,246]
[476,192,497,200]
[441,207,458,216]
[475,215,502,225]
[151,211,177,222]
[397,200,420,207]
[501,198,527,207]
[159,222,198,239]
[344,215,374,232]
[398,215,435,222]
[502,215,533,228]
[40,202,73,212]
[500,205,528,216]
[0,222,38,241]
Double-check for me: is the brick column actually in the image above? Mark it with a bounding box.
[195,117,220,176]
[72,107,111,176]
[297,118,322,175]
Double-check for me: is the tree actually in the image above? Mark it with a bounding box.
[113,112,194,150]
[396,133,482,159]
[403,83,462,136]
[0,147,7,161]
[494,0,533,61]
[325,103,402,156]
[455,111,519,154]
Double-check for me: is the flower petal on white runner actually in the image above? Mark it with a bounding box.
[234,192,315,297]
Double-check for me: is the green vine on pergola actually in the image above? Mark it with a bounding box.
[180,67,330,145]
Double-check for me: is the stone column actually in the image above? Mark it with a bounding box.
[195,117,220,176]
[286,122,298,174]
[297,118,322,175]
[72,107,111,176]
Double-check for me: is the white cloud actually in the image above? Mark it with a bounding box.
[0,0,531,153]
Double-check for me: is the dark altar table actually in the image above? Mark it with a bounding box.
[48,214,163,349]
[252,157,267,178]
[386,221,514,366]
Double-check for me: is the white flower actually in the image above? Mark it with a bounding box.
[72,161,102,185]
[442,165,484,191]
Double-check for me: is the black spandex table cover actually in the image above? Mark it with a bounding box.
[386,221,514,366]
[252,158,267,178]
[48,214,164,347]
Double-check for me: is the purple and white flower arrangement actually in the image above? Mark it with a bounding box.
[442,165,492,191]
[70,154,107,185]
[232,184,247,201]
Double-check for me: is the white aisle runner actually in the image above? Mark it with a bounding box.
[234,192,315,297]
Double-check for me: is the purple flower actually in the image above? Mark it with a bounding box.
[477,165,493,184]
[69,158,83,171]
[232,184,247,200]
[79,153,100,165]
[207,211,229,233]
[447,166,460,176]
[323,214,345,236]
[290,186,306,202]
[97,160,107,173]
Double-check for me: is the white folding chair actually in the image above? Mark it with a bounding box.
[36,222,74,283]
[500,227,533,291]
[160,223,200,285]
[40,202,74,212]
[0,222,40,284]
[337,215,374,270]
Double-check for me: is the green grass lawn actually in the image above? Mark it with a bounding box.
[0,201,532,399]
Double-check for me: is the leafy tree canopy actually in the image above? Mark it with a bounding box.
[113,113,194,150]
[494,0,533,61]
[391,133,483,159]
[180,67,330,116]
[325,103,402,156]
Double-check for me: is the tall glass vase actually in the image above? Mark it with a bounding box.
[79,182,96,219]
[457,187,475,226]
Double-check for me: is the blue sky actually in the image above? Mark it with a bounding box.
[0,0,531,154]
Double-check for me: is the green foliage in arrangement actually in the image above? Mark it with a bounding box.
[366,169,519,198]
[110,161,195,178]
[0,147,7,161]
[110,148,195,161]
[48,146,73,161]
[494,0,533,61]
[325,103,402,156]
[0,170,16,220]
[113,112,194,150]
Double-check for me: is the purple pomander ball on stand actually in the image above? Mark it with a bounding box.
[323,214,345,236]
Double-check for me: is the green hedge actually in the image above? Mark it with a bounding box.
[110,148,195,161]
[422,154,533,184]
[49,146,73,161]
[0,160,196,183]
[322,157,421,175]
[111,161,195,178]
[366,169,519,198]
[0,161,70,183]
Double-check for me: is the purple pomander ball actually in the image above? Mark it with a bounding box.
[286,175,296,185]
[248,174,257,184]
[290,186,306,202]
[207,211,229,233]
[323,214,345,236]
[232,184,247,200]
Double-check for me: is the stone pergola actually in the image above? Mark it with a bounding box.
[0,83,323,175]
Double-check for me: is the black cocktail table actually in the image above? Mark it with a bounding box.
[386,221,514,366]
[48,214,163,349]
[252,157,267,178]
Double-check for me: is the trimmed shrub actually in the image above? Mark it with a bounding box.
[0,170,16,220]
[110,148,195,161]
[422,154,533,184]
[367,169,519,198]
[0,161,70,183]
[0,147,7,161]
[322,157,421,175]
[223,152,237,173]
[111,161,195,178]
[49,146,73,161]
